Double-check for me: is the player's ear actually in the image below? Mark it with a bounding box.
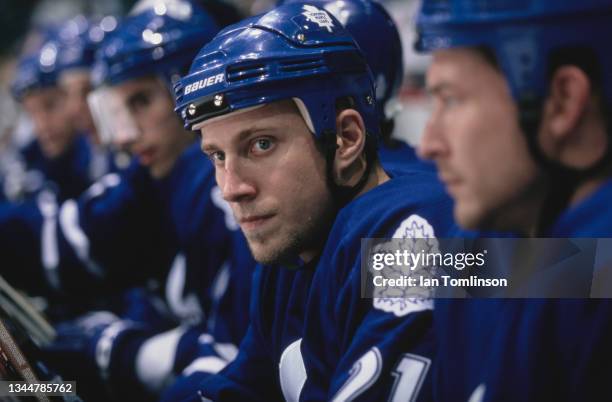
[332,109,367,187]
[538,65,607,169]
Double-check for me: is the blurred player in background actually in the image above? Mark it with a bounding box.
[417,0,612,400]
[9,41,96,203]
[40,2,256,401]
[55,14,131,181]
[0,1,255,400]
[56,15,114,145]
[168,2,457,400]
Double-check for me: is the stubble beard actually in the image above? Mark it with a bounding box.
[245,201,336,266]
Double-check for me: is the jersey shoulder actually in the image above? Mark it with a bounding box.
[332,171,458,243]
[379,140,436,174]
[551,178,612,236]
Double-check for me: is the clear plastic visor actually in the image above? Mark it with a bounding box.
[87,85,141,146]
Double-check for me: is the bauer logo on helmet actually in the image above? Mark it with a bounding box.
[184,73,224,95]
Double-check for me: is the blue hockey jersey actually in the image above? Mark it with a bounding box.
[195,170,458,402]
[76,144,256,399]
[159,228,256,402]
[0,158,175,310]
[102,230,255,401]
[298,170,458,402]
[0,142,239,301]
[378,139,435,175]
[7,134,111,203]
[431,178,612,402]
[0,137,257,400]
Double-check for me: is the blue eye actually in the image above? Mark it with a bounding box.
[251,138,274,155]
[254,139,271,151]
[208,151,225,164]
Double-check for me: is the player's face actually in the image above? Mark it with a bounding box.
[22,87,75,159]
[60,71,97,142]
[200,100,335,265]
[113,76,192,178]
[419,48,541,231]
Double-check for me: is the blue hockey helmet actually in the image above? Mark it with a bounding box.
[415,0,612,108]
[11,40,60,101]
[175,2,378,140]
[87,1,221,144]
[94,0,220,86]
[279,0,403,121]
[415,0,612,233]
[56,15,119,73]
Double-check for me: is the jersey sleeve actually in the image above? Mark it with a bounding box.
[54,163,175,288]
[196,265,284,402]
[301,237,434,402]
[75,228,255,400]
[0,198,49,293]
[160,231,257,402]
[101,322,207,399]
[0,163,175,307]
[299,205,455,401]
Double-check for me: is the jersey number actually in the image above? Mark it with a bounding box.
[332,350,430,402]
[279,338,306,402]
[279,344,430,402]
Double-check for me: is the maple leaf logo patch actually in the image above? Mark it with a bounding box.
[302,5,335,33]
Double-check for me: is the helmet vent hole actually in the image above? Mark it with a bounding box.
[279,57,325,73]
[227,63,268,83]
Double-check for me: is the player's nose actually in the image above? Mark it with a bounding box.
[220,162,257,203]
[418,118,448,161]
[113,124,142,150]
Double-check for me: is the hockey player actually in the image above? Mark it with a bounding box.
[416,0,612,400]
[279,0,433,173]
[56,15,108,145]
[168,3,457,400]
[9,41,98,202]
[0,7,204,316]
[55,14,123,181]
[1,35,122,295]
